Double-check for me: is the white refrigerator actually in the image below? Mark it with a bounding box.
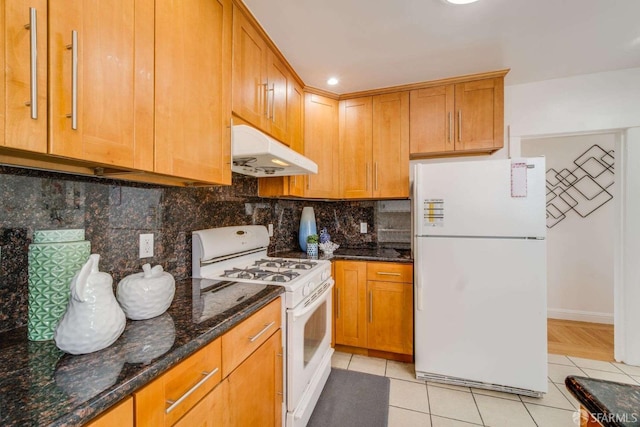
[413,158,548,397]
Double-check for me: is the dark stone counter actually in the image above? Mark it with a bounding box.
[0,279,283,427]
[565,375,640,426]
[273,247,413,263]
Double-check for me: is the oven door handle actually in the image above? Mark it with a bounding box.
[292,280,333,321]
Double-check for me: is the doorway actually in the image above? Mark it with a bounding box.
[521,132,617,360]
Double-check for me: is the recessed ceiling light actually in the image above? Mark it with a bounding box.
[327,77,339,86]
[444,0,479,4]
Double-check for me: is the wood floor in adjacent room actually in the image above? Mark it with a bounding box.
[548,318,615,361]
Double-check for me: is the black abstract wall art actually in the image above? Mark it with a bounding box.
[546,144,614,228]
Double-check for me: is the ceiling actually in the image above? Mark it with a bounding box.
[243,0,640,94]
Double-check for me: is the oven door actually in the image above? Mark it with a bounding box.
[286,279,333,411]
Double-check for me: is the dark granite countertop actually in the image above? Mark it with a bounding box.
[0,279,283,427]
[273,246,413,263]
[565,375,640,426]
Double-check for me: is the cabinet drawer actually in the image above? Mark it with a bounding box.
[86,397,133,427]
[222,297,281,377]
[366,262,413,283]
[134,338,222,426]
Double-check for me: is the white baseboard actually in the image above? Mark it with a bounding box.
[548,308,614,324]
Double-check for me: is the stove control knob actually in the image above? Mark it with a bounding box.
[321,270,329,281]
[303,282,313,296]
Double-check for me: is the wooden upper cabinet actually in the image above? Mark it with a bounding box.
[410,76,504,158]
[48,0,154,170]
[265,50,288,142]
[154,0,232,184]
[2,0,48,153]
[454,77,504,151]
[232,5,290,144]
[372,92,409,198]
[304,93,340,198]
[339,97,373,199]
[232,6,267,128]
[339,92,409,199]
[409,85,454,154]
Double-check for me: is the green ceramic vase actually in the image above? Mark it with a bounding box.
[27,229,90,341]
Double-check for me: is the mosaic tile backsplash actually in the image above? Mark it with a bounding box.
[0,166,390,333]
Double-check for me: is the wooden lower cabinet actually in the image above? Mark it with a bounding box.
[85,397,133,427]
[334,260,368,348]
[173,380,227,427]
[334,260,413,357]
[132,298,282,427]
[227,329,283,427]
[367,280,413,355]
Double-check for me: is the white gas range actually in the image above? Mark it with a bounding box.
[192,225,334,427]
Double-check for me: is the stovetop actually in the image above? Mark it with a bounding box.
[220,258,321,283]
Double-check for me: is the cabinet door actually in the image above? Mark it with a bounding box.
[287,79,305,196]
[454,77,504,151]
[367,280,413,355]
[227,329,283,427]
[304,93,340,198]
[232,6,267,128]
[3,0,47,153]
[340,97,372,199]
[334,261,368,348]
[49,0,153,169]
[86,397,133,427]
[409,85,454,155]
[265,50,288,142]
[155,0,232,184]
[372,92,409,198]
[173,380,227,427]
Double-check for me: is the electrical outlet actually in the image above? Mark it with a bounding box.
[268,223,274,237]
[360,222,367,233]
[139,233,154,258]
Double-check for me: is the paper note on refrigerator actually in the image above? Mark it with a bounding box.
[511,162,528,197]
[423,199,444,227]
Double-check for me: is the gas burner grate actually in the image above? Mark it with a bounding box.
[222,267,271,280]
[253,258,289,268]
[282,260,317,270]
[262,271,299,282]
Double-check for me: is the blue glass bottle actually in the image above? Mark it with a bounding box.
[298,207,317,252]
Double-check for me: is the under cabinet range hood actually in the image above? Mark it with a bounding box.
[231,124,318,177]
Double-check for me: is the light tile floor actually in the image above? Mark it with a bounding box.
[331,352,640,427]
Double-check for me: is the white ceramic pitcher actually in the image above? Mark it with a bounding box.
[54,254,126,355]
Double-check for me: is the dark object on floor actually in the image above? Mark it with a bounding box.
[308,368,390,427]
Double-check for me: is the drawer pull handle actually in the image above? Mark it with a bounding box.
[376,272,401,276]
[249,321,276,343]
[165,367,219,414]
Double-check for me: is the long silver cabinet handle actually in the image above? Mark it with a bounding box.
[249,321,276,343]
[458,110,462,142]
[369,291,373,323]
[24,8,38,119]
[165,367,219,414]
[336,287,340,318]
[448,111,452,144]
[263,82,269,117]
[270,83,275,122]
[377,271,401,276]
[66,31,78,130]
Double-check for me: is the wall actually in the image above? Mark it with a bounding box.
[502,67,640,364]
[521,133,615,323]
[0,167,378,333]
